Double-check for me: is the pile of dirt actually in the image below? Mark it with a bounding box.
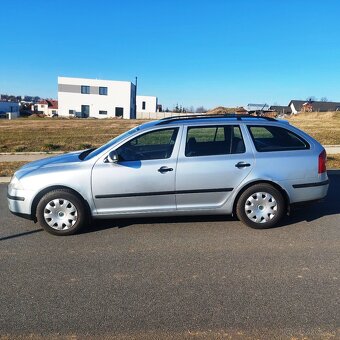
[29,113,47,118]
[206,107,239,114]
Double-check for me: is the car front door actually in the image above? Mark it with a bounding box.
[92,127,181,216]
[175,124,254,211]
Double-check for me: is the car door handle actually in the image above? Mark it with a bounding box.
[235,161,251,168]
[158,166,173,173]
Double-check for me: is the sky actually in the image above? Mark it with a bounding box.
[1,0,340,109]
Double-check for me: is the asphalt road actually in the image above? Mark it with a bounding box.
[0,178,339,339]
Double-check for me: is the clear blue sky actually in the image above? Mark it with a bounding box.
[1,0,339,109]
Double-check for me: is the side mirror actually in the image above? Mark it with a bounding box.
[107,150,119,163]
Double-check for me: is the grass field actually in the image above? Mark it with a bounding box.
[287,111,340,145]
[0,112,339,153]
[1,112,339,176]
[0,118,147,153]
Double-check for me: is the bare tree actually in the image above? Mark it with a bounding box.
[320,97,328,102]
[196,106,207,113]
[306,96,317,102]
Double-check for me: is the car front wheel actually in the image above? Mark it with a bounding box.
[36,189,88,236]
[236,184,286,229]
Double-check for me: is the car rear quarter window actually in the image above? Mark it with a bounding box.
[185,125,245,157]
[248,125,310,152]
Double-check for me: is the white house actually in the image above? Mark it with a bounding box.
[136,95,158,113]
[32,101,48,115]
[32,99,58,116]
[58,76,137,119]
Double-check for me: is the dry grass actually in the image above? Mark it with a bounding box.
[327,154,340,169]
[0,118,146,152]
[2,154,340,177]
[0,162,27,176]
[0,112,339,153]
[287,111,340,145]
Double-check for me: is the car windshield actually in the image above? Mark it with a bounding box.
[82,126,141,160]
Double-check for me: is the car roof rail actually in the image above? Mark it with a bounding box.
[156,113,277,125]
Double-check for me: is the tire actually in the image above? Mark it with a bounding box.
[36,189,88,236]
[236,183,286,229]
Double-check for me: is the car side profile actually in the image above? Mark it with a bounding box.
[8,114,329,235]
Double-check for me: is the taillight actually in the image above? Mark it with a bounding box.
[318,149,327,174]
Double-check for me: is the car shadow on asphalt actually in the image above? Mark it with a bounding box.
[0,228,43,241]
[84,214,238,234]
[84,174,340,234]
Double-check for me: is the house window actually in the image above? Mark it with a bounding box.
[99,87,108,95]
[115,107,124,117]
[81,85,90,94]
[99,110,107,115]
[69,110,75,115]
[81,105,90,118]
[142,101,146,110]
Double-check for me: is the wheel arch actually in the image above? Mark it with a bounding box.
[31,185,91,222]
[232,180,290,216]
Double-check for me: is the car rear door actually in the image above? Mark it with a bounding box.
[175,124,254,211]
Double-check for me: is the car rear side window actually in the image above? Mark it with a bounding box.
[248,125,310,152]
[185,125,245,157]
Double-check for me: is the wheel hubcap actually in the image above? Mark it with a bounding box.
[43,199,78,230]
[244,192,277,224]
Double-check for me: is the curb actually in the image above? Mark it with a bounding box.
[0,152,63,155]
[328,169,340,175]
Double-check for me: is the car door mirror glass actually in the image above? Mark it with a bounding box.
[107,150,119,163]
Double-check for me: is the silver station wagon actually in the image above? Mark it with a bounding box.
[8,115,329,235]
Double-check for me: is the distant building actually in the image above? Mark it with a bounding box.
[32,99,58,116]
[0,100,19,116]
[289,100,340,114]
[58,76,137,119]
[136,95,158,113]
[47,100,58,116]
[269,105,292,115]
[246,103,270,112]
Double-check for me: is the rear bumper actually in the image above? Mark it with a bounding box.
[289,178,329,203]
[292,179,329,189]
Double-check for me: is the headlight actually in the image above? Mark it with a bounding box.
[8,176,24,191]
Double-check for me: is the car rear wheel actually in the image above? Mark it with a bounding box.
[37,189,88,236]
[236,183,285,229]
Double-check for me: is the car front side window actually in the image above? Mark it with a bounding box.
[116,128,179,162]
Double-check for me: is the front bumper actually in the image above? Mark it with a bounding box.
[7,187,35,218]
